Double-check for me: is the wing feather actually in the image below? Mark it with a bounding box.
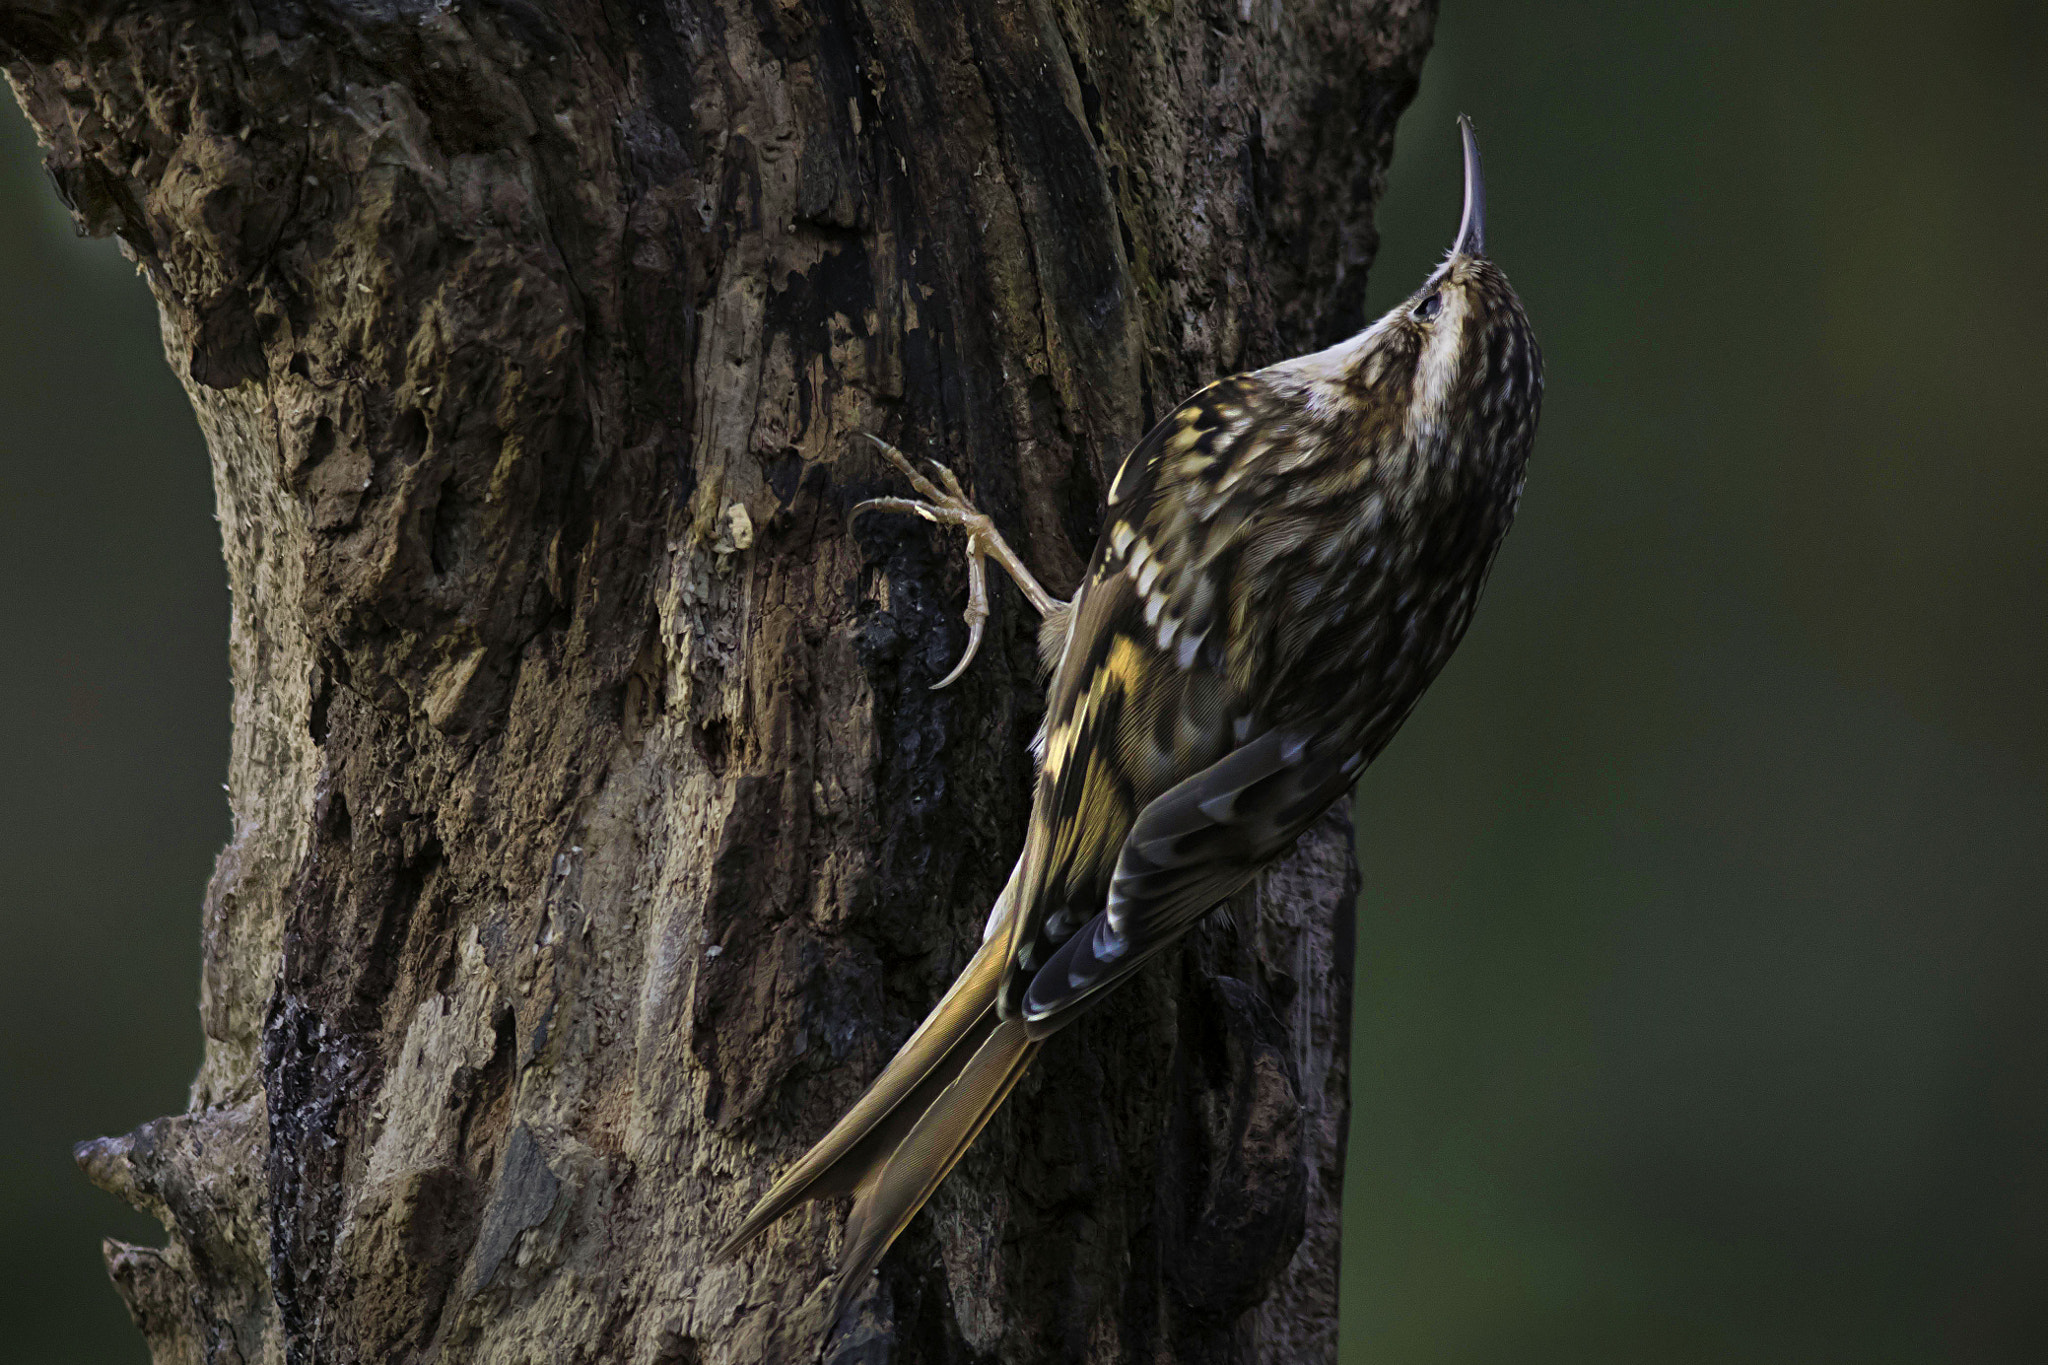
[1017,727,1356,1031]
[1000,375,1327,1018]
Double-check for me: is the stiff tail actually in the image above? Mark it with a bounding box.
[716,921,1042,1322]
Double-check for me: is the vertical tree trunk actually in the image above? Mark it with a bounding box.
[4,1,1431,1359]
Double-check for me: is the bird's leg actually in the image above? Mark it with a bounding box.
[852,434,1063,689]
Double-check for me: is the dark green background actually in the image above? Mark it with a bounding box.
[2,4,2042,1360]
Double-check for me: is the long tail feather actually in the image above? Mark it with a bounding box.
[720,865,1046,1324]
[714,927,1009,1258]
[828,1017,1039,1322]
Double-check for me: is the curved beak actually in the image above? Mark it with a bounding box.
[1450,114,1486,257]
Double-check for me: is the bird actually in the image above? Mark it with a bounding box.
[717,115,1543,1327]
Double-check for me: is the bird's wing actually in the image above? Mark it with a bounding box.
[1019,725,1357,1032]
[996,377,1290,1005]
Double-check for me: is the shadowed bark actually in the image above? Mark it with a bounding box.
[3,1,1433,1359]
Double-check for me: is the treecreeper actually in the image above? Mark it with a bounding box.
[720,117,1544,1332]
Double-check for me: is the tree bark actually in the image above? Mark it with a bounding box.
[4,1,1431,1360]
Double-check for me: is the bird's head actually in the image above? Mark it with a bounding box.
[1266,116,1541,482]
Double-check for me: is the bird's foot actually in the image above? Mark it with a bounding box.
[852,434,1061,689]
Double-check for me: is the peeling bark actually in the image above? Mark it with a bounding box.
[3,1,1432,1360]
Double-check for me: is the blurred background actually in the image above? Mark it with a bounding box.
[0,2,2041,1361]
[1350,4,2045,1363]
[0,85,223,1363]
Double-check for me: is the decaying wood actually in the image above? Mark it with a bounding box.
[4,1,1432,1359]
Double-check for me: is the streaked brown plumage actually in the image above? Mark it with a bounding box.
[718,116,1543,1326]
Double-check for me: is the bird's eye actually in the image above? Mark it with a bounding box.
[1414,292,1443,321]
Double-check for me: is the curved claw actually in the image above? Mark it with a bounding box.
[932,652,976,691]
[850,495,943,540]
[849,496,888,539]
[927,459,970,502]
[930,547,988,690]
[852,430,1060,689]
[863,433,950,504]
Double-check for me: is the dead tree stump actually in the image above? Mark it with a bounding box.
[2,1,1433,1359]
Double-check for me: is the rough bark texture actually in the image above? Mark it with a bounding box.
[6,1,1430,1360]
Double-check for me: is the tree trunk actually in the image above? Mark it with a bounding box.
[4,1,1431,1360]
